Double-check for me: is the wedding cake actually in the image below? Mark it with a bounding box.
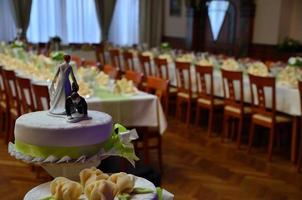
[10,55,116,161]
[9,55,138,166]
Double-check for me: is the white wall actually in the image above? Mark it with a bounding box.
[163,0,187,38]
[253,0,302,44]
[252,0,282,44]
[289,0,302,42]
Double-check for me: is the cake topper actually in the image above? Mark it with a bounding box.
[49,55,78,115]
[65,82,90,123]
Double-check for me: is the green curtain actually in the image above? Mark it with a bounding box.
[11,0,32,39]
[95,0,117,42]
[139,0,163,47]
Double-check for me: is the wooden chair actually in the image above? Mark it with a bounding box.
[141,76,169,172]
[2,69,21,143]
[146,76,169,111]
[103,64,119,79]
[154,57,169,80]
[297,81,302,172]
[109,49,122,71]
[195,66,224,137]
[16,76,35,114]
[154,57,177,115]
[31,83,50,111]
[138,55,154,77]
[221,69,251,148]
[175,61,196,127]
[71,55,83,68]
[95,44,106,65]
[125,70,143,87]
[247,74,292,161]
[123,51,135,71]
[0,66,9,138]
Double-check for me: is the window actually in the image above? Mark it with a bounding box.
[27,0,101,43]
[0,0,16,41]
[207,0,229,41]
[109,0,139,46]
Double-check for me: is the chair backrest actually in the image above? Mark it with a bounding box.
[154,57,169,80]
[125,70,143,87]
[139,55,154,77]
[221,69,244,109]
[95,44,106,65]
[195,65,214,102]
[16,76,35,113]
[82,60,100,68]
[123,51,135,71]
[71,55,83,68]
[0,66,7,103]
[31,83,50,111]
[249,74,276,118]
[109,49,122,71]
[2,69,20,115]
[103,64,119,79]
[146,76,169,109]
[175,61,192,95]
[299,81,302,128]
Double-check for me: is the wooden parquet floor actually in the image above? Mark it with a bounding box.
[0,117,302,199]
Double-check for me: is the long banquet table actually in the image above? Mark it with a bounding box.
[108,53,301,116]
[107,53,300,162]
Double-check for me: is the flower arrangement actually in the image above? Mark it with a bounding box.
[278,66,302,87]
[50,51,65,61]
[10,40,25,49]
[158,53,173,63]
[160,42,171,52]
[197,58,213,66]
[176,53,195,63]
[288,57,302,67]
[247,62,269,77]
[221,58,240,71]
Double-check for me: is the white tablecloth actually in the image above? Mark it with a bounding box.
[87,92,167,134]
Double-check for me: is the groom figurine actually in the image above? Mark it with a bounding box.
[65,83,88,122]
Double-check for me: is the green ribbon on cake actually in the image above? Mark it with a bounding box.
[14,123,139,164]
[15,140,106,159]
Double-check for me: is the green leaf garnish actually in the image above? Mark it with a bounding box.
[156,187,163,200]
[117,193,131,200]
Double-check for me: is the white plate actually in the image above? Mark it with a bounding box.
[24,175,157,200]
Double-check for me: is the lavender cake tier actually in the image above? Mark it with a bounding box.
[14,111,112,159]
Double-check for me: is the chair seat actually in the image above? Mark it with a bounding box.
[177,92,197,99]
[225,105,251,114]
[169,87,178,93]
[0,101,6,109]
[197,97,224,106]
[252,113,291,124]
[10,107,19,117]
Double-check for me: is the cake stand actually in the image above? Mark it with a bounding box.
[41,159,101,180]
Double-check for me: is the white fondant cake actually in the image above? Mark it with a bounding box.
[14,110,112,159]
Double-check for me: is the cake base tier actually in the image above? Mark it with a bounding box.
[14,110,112,147]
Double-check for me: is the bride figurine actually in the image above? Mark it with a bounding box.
[49,55,78,115]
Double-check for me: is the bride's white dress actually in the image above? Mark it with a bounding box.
[49,63,73,115]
